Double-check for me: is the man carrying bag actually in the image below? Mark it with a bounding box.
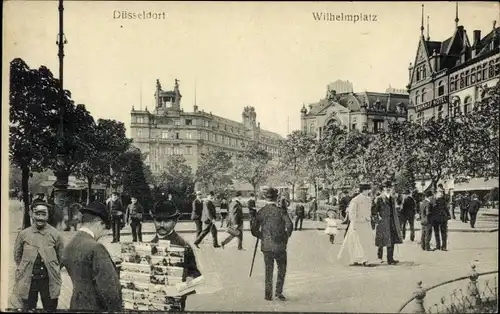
[221,192,245,250]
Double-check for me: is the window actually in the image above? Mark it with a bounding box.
[471,68,476,84]
[204,132,209,141]
[351,123,356,130]
[415,91,420,105]
[416,67,421,81]
[167,147,173,155]
[137,129,143,138]
[437,81,445,96]
[482,64,488,81]
[373,120,383,133]
[489,60,496,78]
[463,96,472,115]
[450,96,461,117]
[173,146,181,155]
[137,116,144,124]
[174,119,180,126]
[186,146,192,155]
[175,132,180,139]
[161,131,168,139]
[437,105,444,120]
[495,58,500,76]
[422,66,426,79]
[416,112,424,124]
[185,119,192,125]
[309,124,315,134]
[421,88,426,103]
[204,120,209,128]
[186,132,192,139]
[465,70,470,86]
[459,73,465,89]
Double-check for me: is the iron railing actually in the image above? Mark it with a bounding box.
[398,264,498,313]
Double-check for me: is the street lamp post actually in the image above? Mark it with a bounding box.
[53,0,69,229]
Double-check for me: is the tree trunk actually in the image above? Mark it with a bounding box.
[86,175,93,205]
[291,183,295,201]
[21,166,31,229]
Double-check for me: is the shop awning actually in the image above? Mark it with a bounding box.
[453,178,499,192]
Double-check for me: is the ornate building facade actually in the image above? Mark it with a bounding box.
[300,86,409,138]
[407,5,500,123]
[130,79,283,174]
[327,79,354,94]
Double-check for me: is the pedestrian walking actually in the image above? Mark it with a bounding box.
[419,190,434,251]
[220,197,229,228]
[294,203,305,231]
[221,192,244,250]
[432,188,450,251]
[107,192,125,243]
[459,193,470,223]
[399,190,417,241]
[125,195,144,242]
[308,197,318,220]
[193,191,221,248]
[191,191,204,238]
[13,200,64,311]
[339,191,351,220]
[150,199,202,311]
[338,183,376,266]
[372,180,403,265]
[324,210,338,244]
[468,194,481,228]
[250,187,293,301]
[62,201,122,312]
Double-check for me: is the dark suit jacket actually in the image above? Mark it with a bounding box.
[251,202,293,253]
[61,231,122,312]
[202,199,217,223]
[228,200,244,228]
[191,199,204,220]
[419,199,432,225]
[468,199,481,214]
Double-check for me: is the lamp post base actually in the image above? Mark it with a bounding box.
[53,172,69,230]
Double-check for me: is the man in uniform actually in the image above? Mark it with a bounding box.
[13,200,64,311]
[251,187,293,301]
[62,201,122,312]
[151,199,202,311]
[107,192,125,243]
[372,181,403,265]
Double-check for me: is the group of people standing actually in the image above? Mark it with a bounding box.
[12,193,202,312]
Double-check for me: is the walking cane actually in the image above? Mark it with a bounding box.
[249,238,259,277]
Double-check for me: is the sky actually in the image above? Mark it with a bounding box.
[3,1,499,137]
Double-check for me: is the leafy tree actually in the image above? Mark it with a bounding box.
[10,58,62,228]
[155,155,195,200]
[195,149,233,191]
[275,131,317,200]
[460,81,499,180]
[121,148,152,211]
[74,119,131,203]
[231,143,272,196]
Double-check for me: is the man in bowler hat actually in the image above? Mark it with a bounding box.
[151,199,202,311]
[62,201,123,312]
[251,187,293,301]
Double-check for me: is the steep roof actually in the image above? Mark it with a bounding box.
[477,26,500,57]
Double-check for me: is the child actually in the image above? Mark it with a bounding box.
[324,210,339,244]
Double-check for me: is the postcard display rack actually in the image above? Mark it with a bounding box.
[119,240,201,311]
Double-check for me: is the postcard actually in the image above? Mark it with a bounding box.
[121,262,151,274]
[120,271,152,284]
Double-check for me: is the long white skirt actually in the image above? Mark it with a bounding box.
[337,221,376,264]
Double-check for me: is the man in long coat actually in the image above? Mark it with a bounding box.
[62,201,123,312]
[251,187,293,301]
[372,181,403,265]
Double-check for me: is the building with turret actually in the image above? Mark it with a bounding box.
[130,79,283,174]
[407,4,500,123]
[300,85,409,138]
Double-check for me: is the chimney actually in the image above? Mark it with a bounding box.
[472,30,481,58]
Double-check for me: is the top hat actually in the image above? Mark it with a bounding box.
[383,180,393,188]
[80,201,110,225]
[153,200,181,220]
[263,187,278,201]
[358,182,371,191]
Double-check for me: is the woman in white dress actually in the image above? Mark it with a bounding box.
[337,183,376,266]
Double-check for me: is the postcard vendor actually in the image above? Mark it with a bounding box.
[151,199,202,311]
